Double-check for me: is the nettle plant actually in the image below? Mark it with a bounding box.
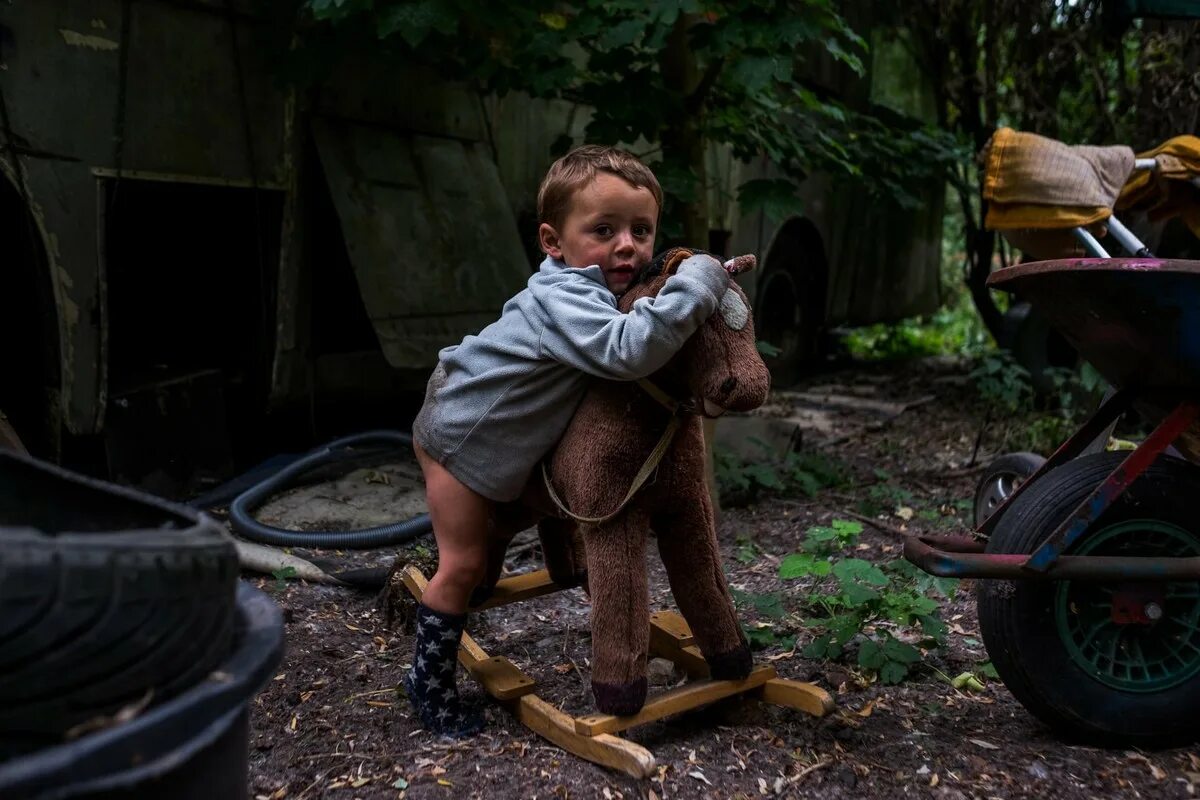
[735,519,958,684]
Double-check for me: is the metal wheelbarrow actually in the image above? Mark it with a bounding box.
[906,212,1200,743]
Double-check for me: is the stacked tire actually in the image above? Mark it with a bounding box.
[0,450,240,757]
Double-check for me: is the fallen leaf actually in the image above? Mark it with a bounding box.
[856,700,876,717]
[393,777,409,790]
[895,506,915,521]
[351,777,369,788]
[288,715,297,731]
[553,663,574,674]
[688,770,712,786]
[930,773,940,787]
[437,778,453,787]
[365,700,392,708]
[969,738,998,750]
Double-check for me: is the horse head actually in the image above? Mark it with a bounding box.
[621,249,771,417]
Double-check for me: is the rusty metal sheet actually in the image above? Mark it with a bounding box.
[311,120,529,368]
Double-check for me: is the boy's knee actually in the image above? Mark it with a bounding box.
[441,556,488,590]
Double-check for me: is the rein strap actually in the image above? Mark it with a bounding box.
[542,378,689,525]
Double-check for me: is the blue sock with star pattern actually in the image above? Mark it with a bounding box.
[404,603,483,737]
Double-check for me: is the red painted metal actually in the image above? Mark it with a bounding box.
[904,534,1200,581]
[1110,584,1166,625]
[1024,401,1200,572]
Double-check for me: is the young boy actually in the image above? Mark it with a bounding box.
[407,145,732,736]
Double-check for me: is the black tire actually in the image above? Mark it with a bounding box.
[0,452,239,747]
[973,451,1046,527]
[977,452,1200,746]
[754,263,826,388]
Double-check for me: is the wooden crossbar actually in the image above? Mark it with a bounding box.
[397,564,833,778]
[472,569,564,610]
[573,665,776,736]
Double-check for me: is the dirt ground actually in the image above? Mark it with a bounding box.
[233,357,1200,800]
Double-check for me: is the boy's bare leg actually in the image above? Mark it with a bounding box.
[417,449,491,614]
[406,443,490,737]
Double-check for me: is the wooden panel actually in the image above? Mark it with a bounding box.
[649,610,695,646]
[466,656,536,700]
[474,569,562,610]
[755,678,835,718]
[573,665,777,736]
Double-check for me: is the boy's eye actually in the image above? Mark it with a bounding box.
[594,225,613,236]
[633,225,652,237]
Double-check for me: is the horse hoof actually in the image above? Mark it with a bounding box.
[708,644,753,681]
[592,677,648,716]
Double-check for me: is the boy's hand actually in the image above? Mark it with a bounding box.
[722,254,756,276]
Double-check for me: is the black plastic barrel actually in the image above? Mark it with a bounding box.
[0,584,283,800]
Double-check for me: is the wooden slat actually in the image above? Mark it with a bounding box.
[755,678,835,718]
[512,694,656,779]
[573,665,777,736]
[473,569,563,610]
[466,656,536,700]
[649,610,695,646]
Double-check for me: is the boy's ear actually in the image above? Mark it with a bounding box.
[538,223,563,259]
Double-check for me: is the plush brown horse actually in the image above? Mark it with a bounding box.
[481,248,772,715]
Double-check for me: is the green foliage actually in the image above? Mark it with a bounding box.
[769,519,958,684]
[971,351,1033,415]
[714,444,849,505]
[270,566,298,592]
[295,0,958,231]
[844,283,993,361]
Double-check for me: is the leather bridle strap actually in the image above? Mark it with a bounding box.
[541,379,690,525]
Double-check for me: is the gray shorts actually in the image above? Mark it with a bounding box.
[411,364,532,503]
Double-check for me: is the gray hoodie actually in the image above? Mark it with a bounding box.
[412,253,728,501]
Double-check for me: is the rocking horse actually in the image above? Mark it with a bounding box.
[398,248,832,776]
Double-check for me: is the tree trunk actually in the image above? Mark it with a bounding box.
[659,14,709,246]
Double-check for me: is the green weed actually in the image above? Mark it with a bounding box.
[770,519,956,684]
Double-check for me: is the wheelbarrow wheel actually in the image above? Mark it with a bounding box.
[972,451,1045,527]
[978,452,1200,746]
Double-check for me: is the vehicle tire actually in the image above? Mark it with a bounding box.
[973,451,1045,527]
[0,452,239,748]
[753,256,827,389]
[977,452,1200,746]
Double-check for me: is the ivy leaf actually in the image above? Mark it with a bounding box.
[882,637,922,665]
[857,638,885,670]
[377,1,458,45]
[833,559,889,587]
[539,11,568,30]
[751,591,787,620]
[736,179,804,222]
[879,660,909,685]
[779,553,832,580]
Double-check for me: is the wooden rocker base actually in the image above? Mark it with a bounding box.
[400,565,834,779]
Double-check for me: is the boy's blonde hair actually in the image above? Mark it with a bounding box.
[537,145,663,231]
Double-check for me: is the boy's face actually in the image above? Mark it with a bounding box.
[538,173,658,294]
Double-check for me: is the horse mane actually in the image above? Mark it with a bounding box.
[626,247,719,292]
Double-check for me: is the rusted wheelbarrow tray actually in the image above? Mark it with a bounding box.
[988,257,1200,463]
[906,257,1200,581]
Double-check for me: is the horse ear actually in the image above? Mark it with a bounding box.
[662,248,693,275]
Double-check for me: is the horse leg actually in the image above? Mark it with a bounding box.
[583,510,650,715]
[469,502,537,608]
[655,487,751,680]
[538,516,587,590]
